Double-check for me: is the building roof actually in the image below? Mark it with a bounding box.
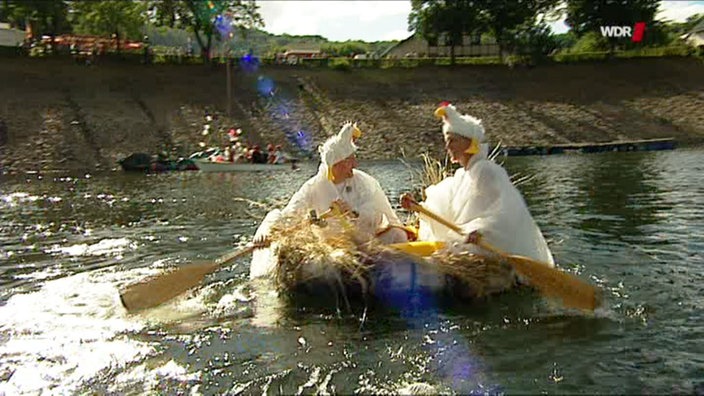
[284,49,321,55]
[690,19,704,34]
[379,34,416,58]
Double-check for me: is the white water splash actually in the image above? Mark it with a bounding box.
[0,268,157,394]
[45,237,136,257]
[109,359,201,394]
[1,192,40,207]
[0,259,221,395]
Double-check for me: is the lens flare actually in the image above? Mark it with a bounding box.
[214,13,233,38]
[239,53,260,73]
[256,76,274,96]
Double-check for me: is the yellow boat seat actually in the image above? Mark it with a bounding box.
[387,241,446,257]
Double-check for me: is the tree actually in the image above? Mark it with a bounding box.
[479,0,559,58]
[409,0,557,63]
[149,0,263,62]
[0,0,70,41]
[71,1,147,53]
[322,41,369,57]
[409,0,484,65]
[685,13,704,31]
[506,21,561,63]
[565,0,659,53]
[148,0,185,29]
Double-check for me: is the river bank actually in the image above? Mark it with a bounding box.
[0,56,702,173]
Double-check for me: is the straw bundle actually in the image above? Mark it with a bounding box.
[270,216,370,294]
[267,216,517,305]
[424,249,516,299]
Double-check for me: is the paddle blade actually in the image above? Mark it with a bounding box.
[507,255,602,311]
[120,261,219,312]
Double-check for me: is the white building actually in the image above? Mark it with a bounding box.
[381,33,499,58]
[0,22,25,47]
[682,20,704,48]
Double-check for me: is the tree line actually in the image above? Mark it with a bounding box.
[0,0,263,61]
[1,0,701,64]
[410,0,702,64]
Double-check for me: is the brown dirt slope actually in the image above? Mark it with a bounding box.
[0,57,702,173]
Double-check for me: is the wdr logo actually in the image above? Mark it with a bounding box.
[600,22,646,42]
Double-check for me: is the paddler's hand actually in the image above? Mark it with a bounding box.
[400,193,417,210]
[331,199,358,218]
[465,230,482,245]
[252,236,271,249]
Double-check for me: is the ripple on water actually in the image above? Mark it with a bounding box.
[0,152,702,393]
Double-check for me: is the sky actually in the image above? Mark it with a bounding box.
[257,0,704,42]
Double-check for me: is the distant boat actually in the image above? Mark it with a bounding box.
[118,153,197,172]
[193,159,292,172]
[502,137,676,156]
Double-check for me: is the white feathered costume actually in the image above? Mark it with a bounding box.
[418,104,555,266]
[249,123,407,279]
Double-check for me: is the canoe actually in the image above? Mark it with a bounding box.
[194,159,293,172]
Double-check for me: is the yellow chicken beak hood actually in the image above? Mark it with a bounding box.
[318,122,362,181]
[434,102,485,155]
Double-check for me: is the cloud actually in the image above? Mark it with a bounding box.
[381,29,413,41]
[657,1,704,22]
[548,20,570,34]
[257,1,704,42]
[258,1,412,41]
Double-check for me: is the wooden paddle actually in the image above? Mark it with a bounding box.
[407,202,602,311]
[119,240,268,312]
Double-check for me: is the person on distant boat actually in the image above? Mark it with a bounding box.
[273,144,286,164]
[250,122,408,279]
[251,145,267,164]
[400,102,555,266]
[232,142,245,163]
[266,144,276,164]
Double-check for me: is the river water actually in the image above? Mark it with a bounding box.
[0,148,702,395]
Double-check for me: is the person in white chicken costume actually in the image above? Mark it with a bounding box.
[250,122,408,279]
[400,103,555,266]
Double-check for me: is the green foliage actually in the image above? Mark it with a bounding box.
[637,20,676,48]
[321,41,368,57]
[565,0,659,52]
[409,0,559,63]
[481,0,559,54]
[71,1,147,41]
[138,24,396,60]
[505,21,559,61]
[328,57,351,71]
[147,0,188,29]
[552,50,609,62]
[409,0,485,64]
[0,0,71,37]
[552,32,578,50]
[615,44,693,58]
[567,31,609,53]
[550,45,692,63]
[148,0,264,62]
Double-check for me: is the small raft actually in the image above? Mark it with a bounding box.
[261,218,519,310]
